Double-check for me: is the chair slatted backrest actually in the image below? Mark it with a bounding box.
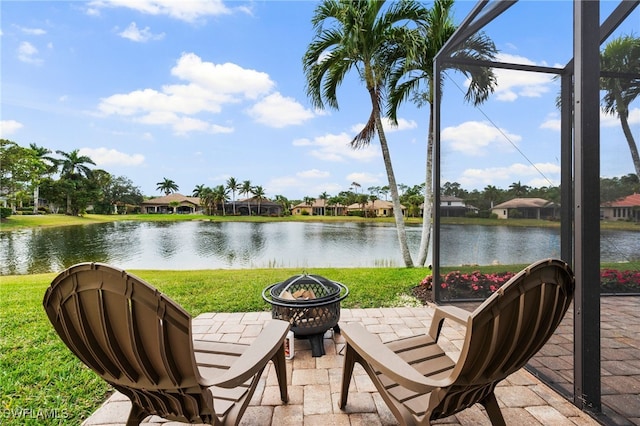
[44,263,213,423]
[431,259,574,418]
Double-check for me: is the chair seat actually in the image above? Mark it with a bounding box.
[377,334,456,416]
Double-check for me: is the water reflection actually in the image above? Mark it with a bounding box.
[0,221,637,275]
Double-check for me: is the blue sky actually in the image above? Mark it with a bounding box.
[1,0,638,200]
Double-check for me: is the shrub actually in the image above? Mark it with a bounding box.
[0,207,12,219]
[421,267,640,298]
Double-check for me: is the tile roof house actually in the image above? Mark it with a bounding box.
[600,193,640,222]
[141,193,202,214]
[346,200,405,217]
[291,199,346,216]
[491,198,558,220]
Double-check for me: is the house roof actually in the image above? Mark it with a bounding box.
[492,198,555,209]
[441,195,464,202]
[347,200,404,210]
[602,193,640,208]
[292,198,329,209]
[142,193,200,205]
[237,196,280,206]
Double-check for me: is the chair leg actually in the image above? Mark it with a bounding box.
[339,344,356,409]
[125,402,147,426]
[272,343,289,403]
[479,392,506,426]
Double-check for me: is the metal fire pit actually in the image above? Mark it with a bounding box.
[262,273,348,357]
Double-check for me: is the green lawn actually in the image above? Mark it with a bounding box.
[0,267,428,425]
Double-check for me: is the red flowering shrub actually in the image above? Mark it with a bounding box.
[421,268,640,299]
[600,269,640,293]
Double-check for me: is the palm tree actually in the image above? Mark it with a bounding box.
[274,194,290,215]
[156,178,179,195]
[303,196,315,215]
[252,185,266,216]
[303,0,423,267]
[56,149,96,214]
[199,187,215,215]
[29,144,57,213]
[601,34,640,178]
[319,191,329,215]
[192,184,206,198]
[240,180,253,215]
[387,0,498,267]
[351,182,361,194]
[509,181,530,197]
[213,185,229,216]
[226,177,240,215]
[483,185,501,209]
[369,194,379,217]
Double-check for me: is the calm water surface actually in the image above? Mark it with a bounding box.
[1,221,637,275]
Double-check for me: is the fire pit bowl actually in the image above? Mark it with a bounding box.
[262,274,348,356]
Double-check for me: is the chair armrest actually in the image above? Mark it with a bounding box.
[428,305,471,341]
[201,320,290,388]
[341,323,452,392]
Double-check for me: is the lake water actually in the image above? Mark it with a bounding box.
[1,221,637,275]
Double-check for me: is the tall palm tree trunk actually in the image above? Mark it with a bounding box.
[417,103,434,267]
[371,92,414,267]
[617,100,640,178]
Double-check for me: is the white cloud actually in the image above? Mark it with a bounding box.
[441,121,521,156]
[350,117,418,134]
[346,172,382,185]
[294,132,380,162]
[135,111,233,135]
[97,53,272,134]
[118,22,165,42]
[17,26,46,36]
[540,119,561,131]
[78,147,145,166]
[17,41,43,65]
[457,162,561,189]
[542,107,640,131]
[247,93,314,128]
[297,169,330,179]
[88,0,239,23]
[601,107,640,127]
[171,53,273,99]
[491,53,556,102]
[0,120,24,137]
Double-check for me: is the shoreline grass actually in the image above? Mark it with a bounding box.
[1,213,638,232]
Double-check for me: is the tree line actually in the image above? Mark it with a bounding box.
[1,137,637,220]
[0,140,143,216]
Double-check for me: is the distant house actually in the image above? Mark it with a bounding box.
[600,193,640,222]
[419,196,478,217]
[439,196,478,217]
[234,197,283,216]
[346,200,405,217]
[491,198,558,219]
[141,193,202,214]
[291,199,346,216]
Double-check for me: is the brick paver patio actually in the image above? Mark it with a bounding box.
[80,298,640,426]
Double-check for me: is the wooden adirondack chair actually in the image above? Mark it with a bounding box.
[339,258,574,425]
[43,262,289,425]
